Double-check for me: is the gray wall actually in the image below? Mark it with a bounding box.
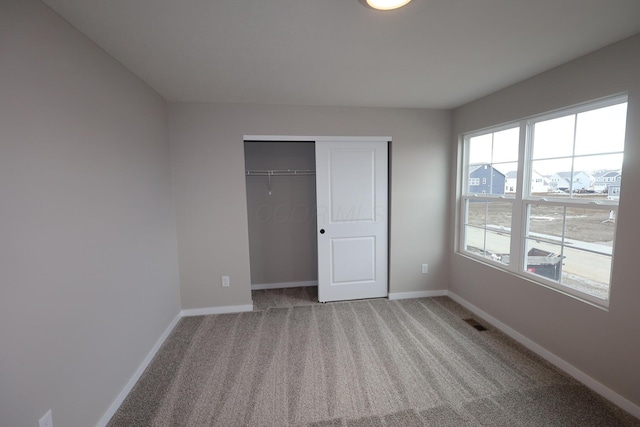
[169,103,452,309]
[245,142,317,285]
[0,1,181,426]
[451,34,640,409]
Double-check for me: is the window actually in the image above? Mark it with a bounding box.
[461,127,519,265]
[459,96,627,306]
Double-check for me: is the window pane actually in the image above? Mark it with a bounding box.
[567,169,592,193]
[533,115,575,159]
[575,103,627,156]
[467,129,518,196]
[574,153,623,172]
[464,201,511,264]
[527,204,564,242]
[493,162,518,176]
[530,170,549,194]
[464,227,510,265]
[489,167,505,195]
[492,127,519,163]
[561,247,611,300]
[592,167,622,195]
[466,200,486,227]
[524,240,563,282]
[564,208,615,250]
[467,164,506,195]
[486,230,510,265]
[573,154,622,197]
[531,158,573,196]
[464,225,485,255]
[468,134,492,164]
[487,201,512,230]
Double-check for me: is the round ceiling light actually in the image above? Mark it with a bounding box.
[366,0,412,10]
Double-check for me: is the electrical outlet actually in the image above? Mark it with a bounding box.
[221,275,230,287]
[39,410,53,427]
[421,264,429,274]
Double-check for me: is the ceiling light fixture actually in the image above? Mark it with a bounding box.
[365,0,412,10]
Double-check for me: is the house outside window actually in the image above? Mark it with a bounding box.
[459,95,627,306]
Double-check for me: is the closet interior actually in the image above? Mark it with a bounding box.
[244,141,318,290]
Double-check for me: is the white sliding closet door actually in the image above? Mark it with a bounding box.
[315,139,388,303]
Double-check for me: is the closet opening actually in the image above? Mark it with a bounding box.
[244,141,318,294]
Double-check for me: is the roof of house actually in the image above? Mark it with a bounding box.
[468,164,506,177]
[594,170,621,179]
[505,170,546,180]
[554,171,591,179]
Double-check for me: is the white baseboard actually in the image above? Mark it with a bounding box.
[447,291,640,419]
[97,312,181,427]
[251,280,318,290]
[180,304,254,317]
[388,290,448,300]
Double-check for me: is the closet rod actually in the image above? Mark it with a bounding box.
[245,169,315,196]
[244,169,316,176]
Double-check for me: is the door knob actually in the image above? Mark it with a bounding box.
[319,229,325,234]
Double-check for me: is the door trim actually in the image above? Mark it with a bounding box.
[244,135,392,143]
[243,135,392,303]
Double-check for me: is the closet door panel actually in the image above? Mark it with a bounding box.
[315,140,388,302]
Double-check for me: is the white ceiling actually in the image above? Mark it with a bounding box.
[43,0,640,109]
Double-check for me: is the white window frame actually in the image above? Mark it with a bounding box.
[458,94,627,308]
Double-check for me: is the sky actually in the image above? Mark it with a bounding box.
[468,102,628,176]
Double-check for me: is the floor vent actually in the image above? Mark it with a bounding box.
[463,318,488,331]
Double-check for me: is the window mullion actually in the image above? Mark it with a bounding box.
[483,201,488,256]
[569,114,578,195]
[509,121,528,274]
[558,206,568,281]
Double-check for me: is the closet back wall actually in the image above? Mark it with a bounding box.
[245,142,317,286]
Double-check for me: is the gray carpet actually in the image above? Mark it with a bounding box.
[108,295,639,426]
[252,286,318,311]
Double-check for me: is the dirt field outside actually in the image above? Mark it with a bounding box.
[467,195,617,243]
